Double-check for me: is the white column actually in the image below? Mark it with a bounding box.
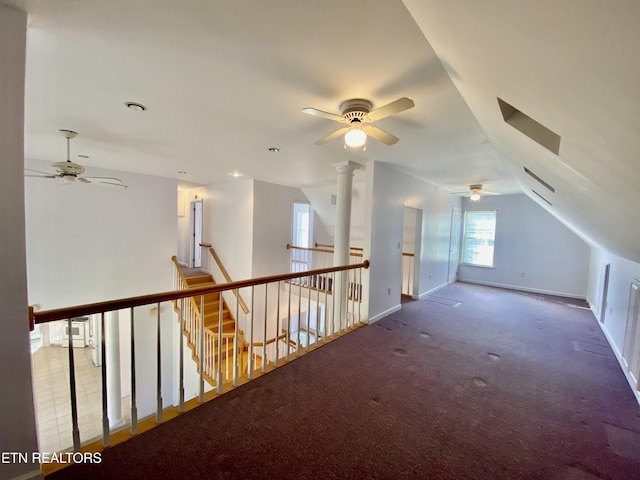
[105,311,125,428]
[332,161,360,331]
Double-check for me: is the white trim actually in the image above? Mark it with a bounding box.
[369,304,401,323]
[591,302,640,407]
[418,282,449,300]
[458,279,586,300]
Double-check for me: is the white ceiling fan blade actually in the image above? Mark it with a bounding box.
[363,125,399,145]
[315,126,350,145]
[81,176,128,188]
[25,174,58,179]
[25,168,57,177]
[482,191,501,196]
[302,107,348,123]
[365,97,414,122]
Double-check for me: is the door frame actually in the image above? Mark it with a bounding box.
[189,199,203,268]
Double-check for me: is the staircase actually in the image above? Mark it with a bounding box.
[178,267,245,386]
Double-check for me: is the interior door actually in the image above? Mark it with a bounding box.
[448,206,462,283]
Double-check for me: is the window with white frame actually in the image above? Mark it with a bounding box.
[291,202,312,273]
[461,210,497,267]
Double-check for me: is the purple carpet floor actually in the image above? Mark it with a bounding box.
[49,282,640,479]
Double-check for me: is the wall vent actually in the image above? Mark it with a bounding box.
[532,189,552,206]
[498,98,561,155]
[524,167,555,193]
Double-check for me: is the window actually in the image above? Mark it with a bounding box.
[291,202,313,273]
[292,202,312,247]
[461,210,497,267]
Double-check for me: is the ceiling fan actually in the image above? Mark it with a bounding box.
[302,97,414,148]
[451,184,501,202]
[25,129,127,188]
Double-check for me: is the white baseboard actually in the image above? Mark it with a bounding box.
[590,302,640,407]
[369,304,401,323]
[418,282,449,300]
[458,279,586,300]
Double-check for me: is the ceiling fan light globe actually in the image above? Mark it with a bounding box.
[344,128,367,148]
[469,193,481,202]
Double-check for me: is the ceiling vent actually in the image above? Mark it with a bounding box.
[498,98,561,155]
[524,167,555,193]
[532,189,552,206]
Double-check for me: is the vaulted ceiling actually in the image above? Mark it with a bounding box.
[10,0,640,262]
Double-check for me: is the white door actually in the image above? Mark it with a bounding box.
[190,200,203,268]
[622,280,640,386]
[447,206,462,283]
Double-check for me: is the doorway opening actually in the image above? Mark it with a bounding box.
[402,207,422,299]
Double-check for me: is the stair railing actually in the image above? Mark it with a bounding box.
[172,255,245,389]
[201,243,249,332]
[402,252,415,296]
[287,244,364,302]
[30,258,369,465]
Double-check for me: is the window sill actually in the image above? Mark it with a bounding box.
[460,263,494,269]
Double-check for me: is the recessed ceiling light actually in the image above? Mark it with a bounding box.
[125,101,147,111]
[230,171,242,177]
[177,170,187,175]
[268,147,280,152]
[78,154,90,159]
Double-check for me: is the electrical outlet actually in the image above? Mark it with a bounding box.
[387,287,391,295]
[428,273,432,280]
[521,272,526,278]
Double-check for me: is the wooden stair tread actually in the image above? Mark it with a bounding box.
[186,275,216,286]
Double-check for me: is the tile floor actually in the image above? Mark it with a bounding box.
[31,345,130,453]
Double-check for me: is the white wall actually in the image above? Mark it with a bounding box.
[303,180,366,247]
[0,5,41,479]
[587,248,640,404]
[207,180,254,282]
[25,159,177,308]
[176,187,190,265]
[458,194,590,298]
[363,161,460,322]
[588,249,640,356]
[252,180,311,277]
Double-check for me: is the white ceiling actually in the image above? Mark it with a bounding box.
[9,0,640,262]
[12,0,513,193]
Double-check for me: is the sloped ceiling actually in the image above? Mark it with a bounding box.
[9,0,640,262]
[404,0,640,262]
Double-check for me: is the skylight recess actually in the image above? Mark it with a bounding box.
[498,98,561,155]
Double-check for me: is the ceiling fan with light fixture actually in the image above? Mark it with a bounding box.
[302,97,414,148]
[25,130,127,188]
[451,184,501,202]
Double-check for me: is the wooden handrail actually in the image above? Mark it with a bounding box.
[171,255,190,286]
[31,260,369,325]
[251,333,289,348]
[315,243,363,251]
[287,243,363,257]
[287,243,334,254]
[205,245,250,315]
